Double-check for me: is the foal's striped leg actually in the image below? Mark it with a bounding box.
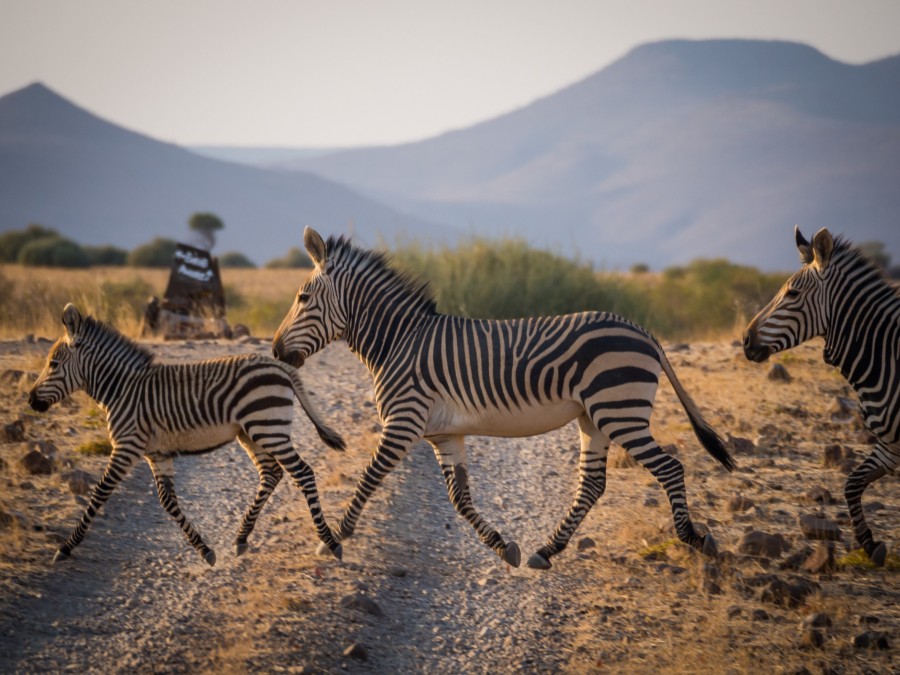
[845,450,890,566]
[528,415,609,569]
[430,435,520,567]
[147,457,216,566]
[234,432,284,556]
[55,447,139,562]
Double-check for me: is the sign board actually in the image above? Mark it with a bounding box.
[162,243,226,318]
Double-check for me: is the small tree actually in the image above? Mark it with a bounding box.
[84,245,128,266]
[128,238,179,267]
[18,237,90,268]
[189,212,224,250]
[219,251,257,268]
[0,224,60,262]
[264,247,313,269]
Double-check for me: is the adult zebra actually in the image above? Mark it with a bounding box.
[29,304,345,565]
[744,226,899,566]
[273,228,735,569]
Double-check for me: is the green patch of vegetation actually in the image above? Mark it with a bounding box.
[637,538,680,560]
[76,439,113,456]
[99,279,156,323]
[837,548,900,571]
[265,247,314,269]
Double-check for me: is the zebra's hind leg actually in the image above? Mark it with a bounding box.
[620,431,716,557]
[844,451,890,566]
[429,435,520,567]
[264,439,343,561]
[234,433,284,556]
[54,447,139,562]
[528,416,609,570]
[147,457,216,566]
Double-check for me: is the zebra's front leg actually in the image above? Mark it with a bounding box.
[528,417,608,570]
[235,433,284,556]
[54,447,139,562]
[430,435,520,567]
[844,451,890,566]
[147,457,216,566]
[269,444,343,561]
[623,432,717,557]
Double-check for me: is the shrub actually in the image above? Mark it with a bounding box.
[0,224,59,262]
[265,247,313,269]
[18,237,90,268]
[127,238,178,267]
[219,251,257,268]
[76,439,112,455]
[84,245,128,266]
[99,279,156,323]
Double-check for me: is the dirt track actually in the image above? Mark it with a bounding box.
[0,337,898,673]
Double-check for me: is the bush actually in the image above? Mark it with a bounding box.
[0,224,59,262]
[265,247,313,269]
[84,245,128,266]
[99,279,156,323]
[219,251,257,268]
[127,238,178,267]
[18,237,90,268]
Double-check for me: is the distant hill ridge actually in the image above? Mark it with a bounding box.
[2,38,899,270]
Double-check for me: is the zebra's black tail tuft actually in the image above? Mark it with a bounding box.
[315,424,346,452]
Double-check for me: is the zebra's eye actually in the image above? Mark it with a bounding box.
[785,288,801,299]
[49,359,59,370]
[298,292,311,304]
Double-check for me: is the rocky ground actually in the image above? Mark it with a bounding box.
[0,334,897,674]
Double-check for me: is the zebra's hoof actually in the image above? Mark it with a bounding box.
[52,549,70,563]
[331,543,343,561]
[203,549,217,567]
[701,533,719,558]
[234,541,249,557]
[502,541,521,568]
[526,552,552,570]
[870,541,887,567]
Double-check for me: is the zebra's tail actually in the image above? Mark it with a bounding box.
[284,367,347,452]
[655,339,735,472]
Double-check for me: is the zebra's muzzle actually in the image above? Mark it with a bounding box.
[742,331,771,363]
[28,391,51,412]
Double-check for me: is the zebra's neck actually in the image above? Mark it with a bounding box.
[80,320,154,407]
[823,254,900,388]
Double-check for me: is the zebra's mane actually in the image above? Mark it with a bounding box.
[78,315,156,367]
[325,235,438,315]
[832,235,896,289]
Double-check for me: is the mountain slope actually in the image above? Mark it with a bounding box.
[0,83,444,265]
[283,40,900,270]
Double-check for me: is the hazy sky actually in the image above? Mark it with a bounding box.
[2,0,899,147]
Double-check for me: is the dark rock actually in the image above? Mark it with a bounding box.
[342,643,368,661]
[798,514,841,541]
[231,324,251,339]
[727,605,742,619]
[727,435,755,454]
[728,494,755,513]
[20,449,54,475]
[798,627,825,649]
[800,542,835,574]
[29,440,58,460]
[576,536,596,551]
[767,363,792,382]
[61,469,96,496]
[780,546,814,570]
[387,566,408,578]
[1,420,25,443]
[0,509,13,530]
[738,531,788,558]
[853,631,890,650]
[761,577,820,608]
[339,593,383,618]
[802,612,832,629]
[823,444,856,469]
[751,609,770,621]
[859,615,880,625]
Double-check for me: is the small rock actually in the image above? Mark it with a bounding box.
[859,615,880,625]
[727,494,755,513]
[799,486,835,506]
[642,496,659,508]
[853,631,890,650]
[727,434,755,454]
[577,537,596,551]
[387,566,408,578]
[798,514,841,541]
[727,605,742,619]
[738,531,788,558]
[802,612,832,629]
[231,324,251,339]
[0,509,13,530]
[829,396,859,422]
[798,627,825,649]
[767,363,792,382]
[61,469,96,496]
[823,444,854,468]
[751,609,770,621]
[800,542,835,574]
[20,449,54,475]
[1,420,25,443]
[342,643,367,661]
[761,577,820,608]
[339,593,383,617]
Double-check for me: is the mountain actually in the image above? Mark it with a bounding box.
[279,39,900,270]
[0,83,445,265]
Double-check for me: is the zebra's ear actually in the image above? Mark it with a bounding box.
[795,225,813,265]
[62,303,82,338]
[811,228,834,271]
[303,227,327,269]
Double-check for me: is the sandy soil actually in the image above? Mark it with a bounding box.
[0,334,897,673]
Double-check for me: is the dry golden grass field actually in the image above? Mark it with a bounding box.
[0,265,898,673]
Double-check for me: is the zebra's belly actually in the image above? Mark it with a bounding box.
[154,423,240,454]
[425,399,583,438]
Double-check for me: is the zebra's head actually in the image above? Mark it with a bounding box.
[743,226,835,362]
[273,227,347,368]
[28,304,87,412]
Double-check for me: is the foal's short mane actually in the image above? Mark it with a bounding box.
[79,315,155,367]
[325,235,438,315]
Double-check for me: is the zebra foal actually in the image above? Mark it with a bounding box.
[28,304,344,565]
[273,228,735,569]
[744,226,900,566]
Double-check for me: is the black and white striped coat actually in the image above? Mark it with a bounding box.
[744,226,900,566]
[273,228,734,569]
[28,304,344,565]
